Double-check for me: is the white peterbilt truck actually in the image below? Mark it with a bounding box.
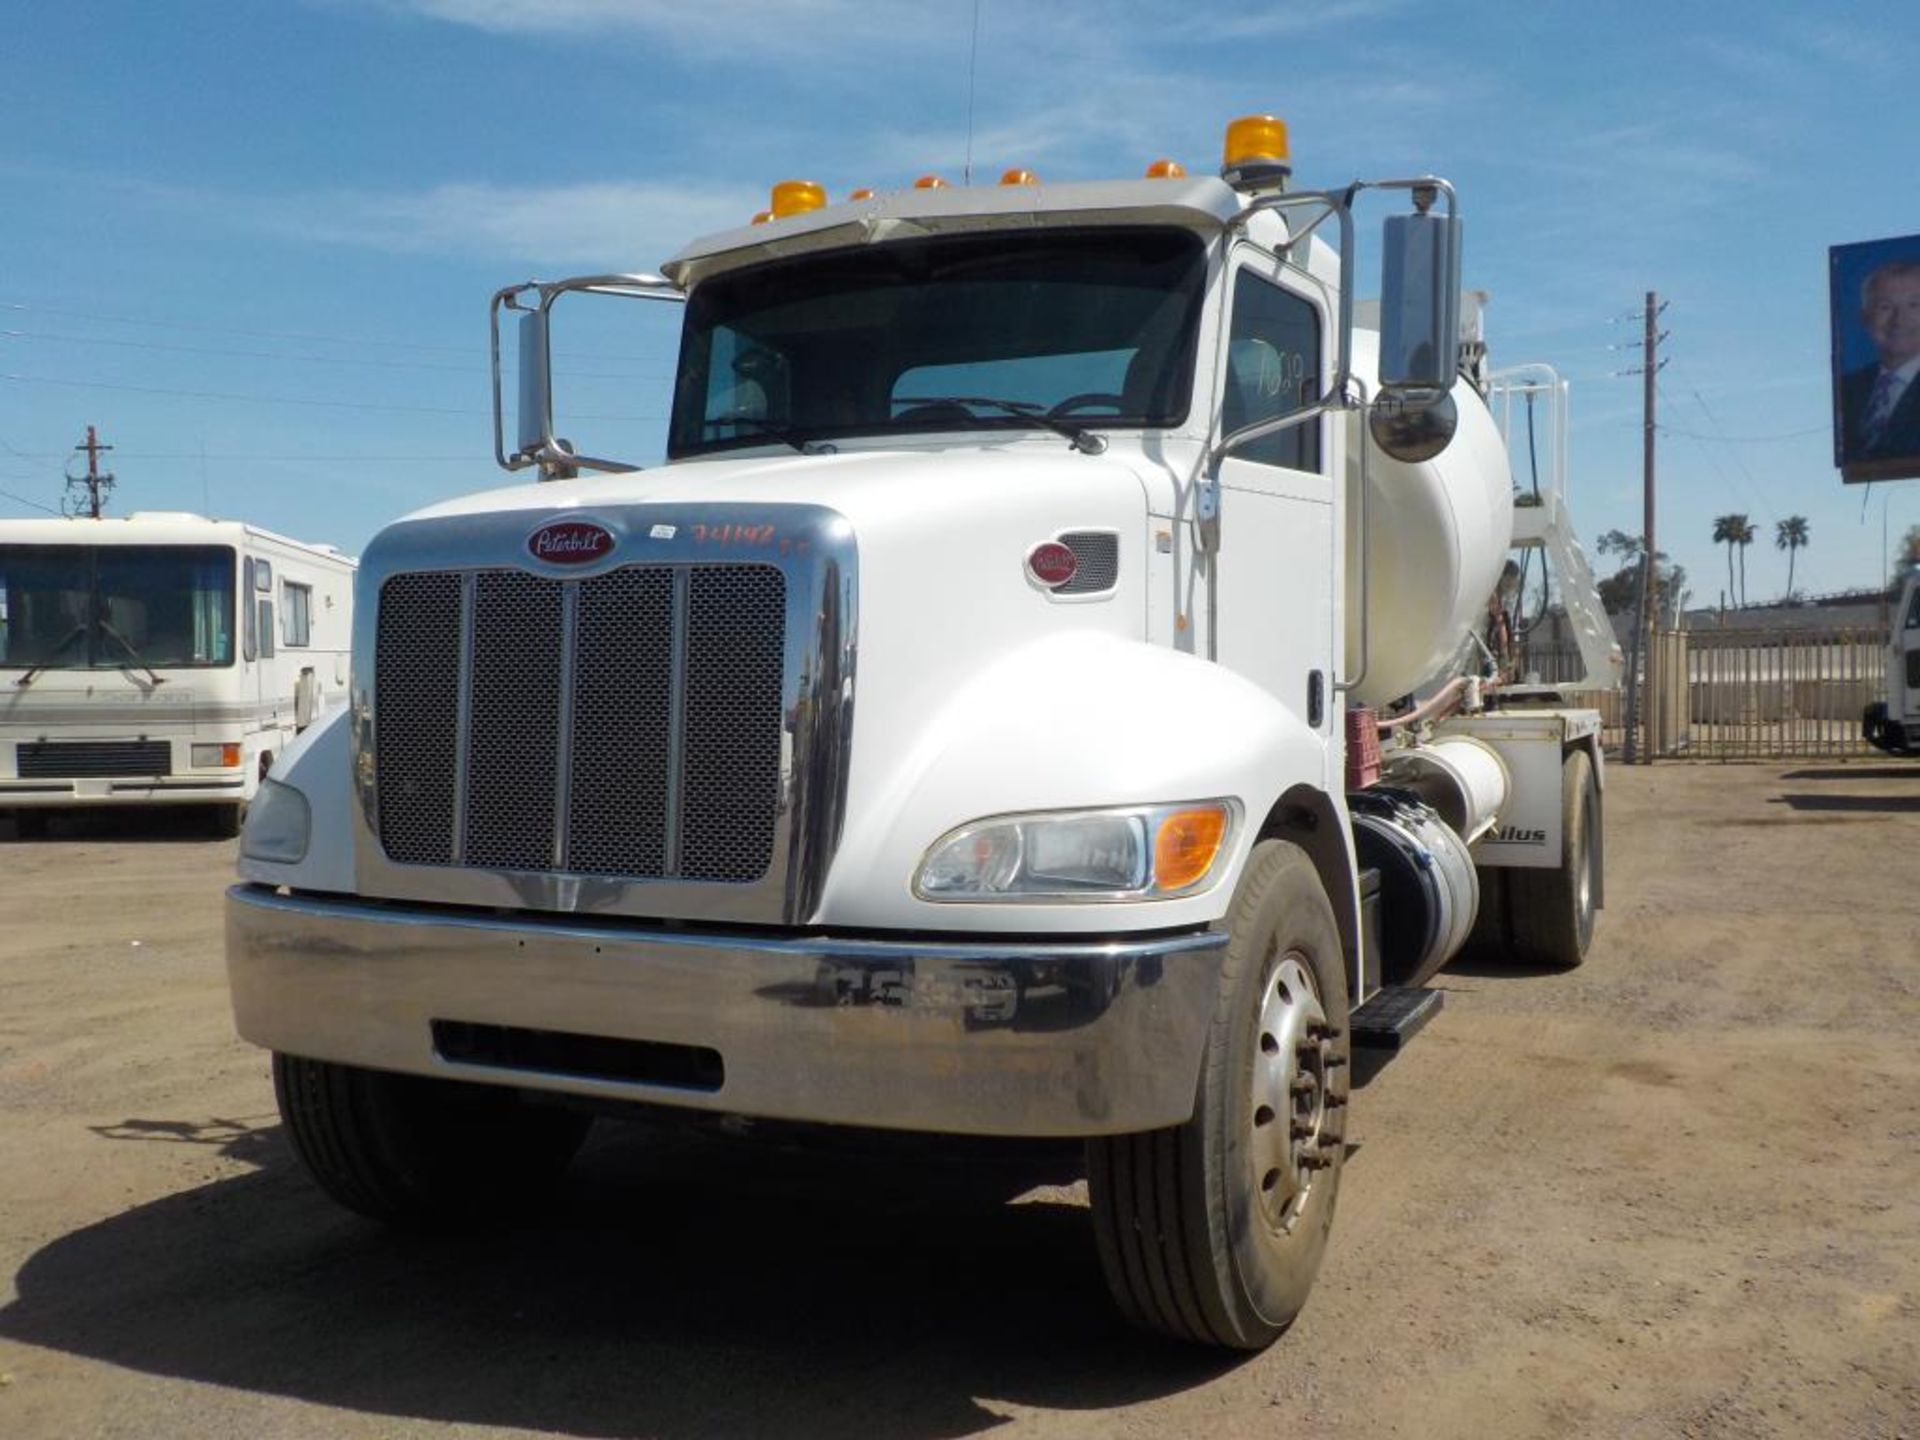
[226,117,1621,1350]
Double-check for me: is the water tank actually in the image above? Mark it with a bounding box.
[1343,330,1513,708]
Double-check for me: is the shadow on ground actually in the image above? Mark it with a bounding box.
[1771,792,1920,814]
[1778,766,1920,782]
[0,1116,1239,1438]
[1,804,235,843]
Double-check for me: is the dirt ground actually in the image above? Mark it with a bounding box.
[1,762,1917,1440]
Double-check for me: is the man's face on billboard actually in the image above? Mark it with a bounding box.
[1864,270,1920,370]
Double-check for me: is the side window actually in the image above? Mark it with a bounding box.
[283,582,312,647]
[1224,269,1321,471]
[242,558,257,661]
[257,600,276,659]
[1905,583,1920,631]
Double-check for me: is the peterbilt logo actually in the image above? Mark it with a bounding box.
[527,519,615,565]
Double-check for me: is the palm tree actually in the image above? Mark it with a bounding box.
[1711,513,1747,608]
[1775,515,1810,598]
[1735,516,1756,606]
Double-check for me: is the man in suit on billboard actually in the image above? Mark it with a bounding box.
[1842,260,1920,463]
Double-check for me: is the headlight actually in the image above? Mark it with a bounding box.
[915,800,1235,903]
[241,779,311,864]
[191,742,241,768]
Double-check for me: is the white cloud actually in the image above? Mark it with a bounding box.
[249,179,759,268]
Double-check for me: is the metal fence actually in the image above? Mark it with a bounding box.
[1516,625,1891,761]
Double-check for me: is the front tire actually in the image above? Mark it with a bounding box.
[1087,840,1351,1349]
[273,1054,592,1225]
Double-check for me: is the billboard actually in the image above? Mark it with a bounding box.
[1832,233,1920,483]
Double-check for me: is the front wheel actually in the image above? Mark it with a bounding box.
[1087,840,1350,1349]
[273,1054,592,1226]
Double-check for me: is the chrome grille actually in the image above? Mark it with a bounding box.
[374,573,463,865]
[374,562,787,886]
[1058,531,1119,594]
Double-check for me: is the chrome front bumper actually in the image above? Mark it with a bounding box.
[226,886,1227,1138]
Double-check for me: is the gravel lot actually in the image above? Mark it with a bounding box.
[1,761,1917,1439]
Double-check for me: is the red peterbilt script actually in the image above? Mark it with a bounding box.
[527,519,615,564]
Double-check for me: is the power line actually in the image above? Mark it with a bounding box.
[0,483,59,515]
[0,299,667,366]
[0,326,667,382]
[1655,421,1828,443]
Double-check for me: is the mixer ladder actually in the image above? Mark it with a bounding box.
[1511,491,1622,691]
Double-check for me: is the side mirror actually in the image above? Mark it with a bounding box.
[515,308,553,460]
[1378,203,1461,392]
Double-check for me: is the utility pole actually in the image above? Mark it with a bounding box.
[66,425,115,519]
[1618,294,1668,764]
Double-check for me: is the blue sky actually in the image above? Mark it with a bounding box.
[2,0,1915,608]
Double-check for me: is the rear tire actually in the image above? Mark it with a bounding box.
[273,1054,592,1225]
[1087,840,1350,1349]
[1505,749,1598,969]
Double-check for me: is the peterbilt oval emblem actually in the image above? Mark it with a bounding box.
[527,519,616,565]
[1026,540,1078,589]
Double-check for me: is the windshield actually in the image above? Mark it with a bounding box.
[0,544,236,670]
[668,226,1207,457]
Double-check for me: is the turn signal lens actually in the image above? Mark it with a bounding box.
[770,179,827,218]
[1145,158,1187,179]
[914,174,949,189]
[848,186,876,201]
[1223,114,1290,168]
[1154,806,1230,892]
[999,167,1039,186]
[750,210,772,225]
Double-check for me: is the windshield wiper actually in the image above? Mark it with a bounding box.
[98,621,168,687]
[12,624,87,688]
[891,396,1109,455]
[706,417,811,453]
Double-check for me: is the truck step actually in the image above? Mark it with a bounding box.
[1349,986,1444,1051]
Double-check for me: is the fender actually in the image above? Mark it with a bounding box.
[815,630,1337,935]
[237,704,355,895]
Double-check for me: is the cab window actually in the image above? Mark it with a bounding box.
[1224,269,1321,472]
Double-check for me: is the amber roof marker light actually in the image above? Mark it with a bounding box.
[1221,114,1290,193]
[770,180,827,219]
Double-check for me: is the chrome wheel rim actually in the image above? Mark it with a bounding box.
[1250,951,1334,1232]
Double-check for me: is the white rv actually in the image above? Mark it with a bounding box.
[0,513,355,835]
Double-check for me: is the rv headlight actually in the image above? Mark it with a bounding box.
[241,779,311,865]
[914,801,1235,903]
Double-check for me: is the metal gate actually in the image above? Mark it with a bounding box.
[1518,625,1890,761]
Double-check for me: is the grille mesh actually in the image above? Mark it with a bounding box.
[375,573,463,864]
[567,567,675,877]
[463,572,563,871]
[374,561,787,887]
[1057,531,1120,594]
[680,565,786,882]
[17,740,171,778]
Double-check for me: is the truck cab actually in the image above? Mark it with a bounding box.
[228,117,1607,1349]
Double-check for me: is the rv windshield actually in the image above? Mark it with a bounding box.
[0,544,236,671]
[667,226,1207,457]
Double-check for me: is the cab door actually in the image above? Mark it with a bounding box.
[1207,249,1336,741]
